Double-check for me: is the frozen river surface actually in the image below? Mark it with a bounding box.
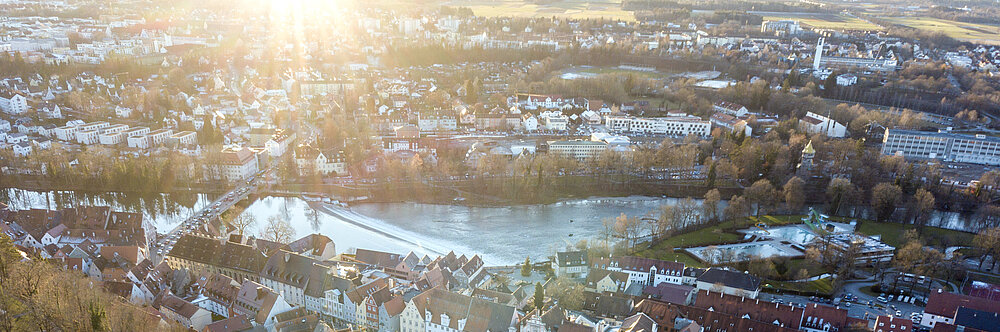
[242,196,690,265]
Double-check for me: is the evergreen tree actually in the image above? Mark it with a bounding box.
[533,282,544,310]
[706,162,717,187]
[521,257,532,277]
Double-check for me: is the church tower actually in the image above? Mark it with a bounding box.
[798,140,815,172]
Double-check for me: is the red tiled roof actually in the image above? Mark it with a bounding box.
[925,289,1000,318]
[874,315,912,332]
[694,290,803,329]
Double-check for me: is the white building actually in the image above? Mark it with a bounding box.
[596,256,685,287]
[712,102,749,117]
[99,131,125,145]
[123,127,150,138]
[76,129,102,145]
[79,121,110,132]
[0,92,28,114]
[168,131,197,146]
[547,140,607,160]
[295,145,347,176]
[417,115,457,132]
[605,114,711,137]
[882,129,1000,166]
[710,113,752,136]
[210,147,259,182]
[799,112,847,138]
[7,133,28,144]
[836,73,858,86]
[521,114,538,132]
[13,142,32,157]
[538,111,569,131]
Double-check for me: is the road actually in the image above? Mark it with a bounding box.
[151,181,258,263]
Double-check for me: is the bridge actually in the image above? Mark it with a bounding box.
[151,180,257,263]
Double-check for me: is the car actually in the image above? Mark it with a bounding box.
[878,296,888,303]
[867,301,873,307]
[895,310,902,317]
[844,302,852,307]
[888,295,895,302]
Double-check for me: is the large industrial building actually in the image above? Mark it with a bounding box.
[881,129,1000,166]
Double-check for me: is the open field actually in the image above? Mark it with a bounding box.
[879,16,1000,45]
[753,11,883,31]
[450,0,634,21]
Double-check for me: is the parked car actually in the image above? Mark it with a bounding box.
[878,296,888,303]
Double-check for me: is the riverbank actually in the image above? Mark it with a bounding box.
[1,173,744,208]
[271,175,745,208]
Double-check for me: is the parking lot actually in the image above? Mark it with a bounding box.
[760,291,925,325]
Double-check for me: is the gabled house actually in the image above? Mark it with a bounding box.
[260,250,332,307]
[159,293,213,331]
[585,269,632,294]
[232,281,293,327]
[694,267,761,298]
[552,250,588,279]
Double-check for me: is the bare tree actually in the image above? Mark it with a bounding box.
[871,183,903,221]
[746,179,777,218]
[229,214,257,236]
[703,189,721,223]
[673,197,700,229]
[723,195,750,225]
[261,216,295,244]
[783,176,805,213]
[826,178,857,216]
[911,189,935,228]
[973,227,1000,270]
[612,213,643,250]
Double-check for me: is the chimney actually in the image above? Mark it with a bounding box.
[256,287,266,300]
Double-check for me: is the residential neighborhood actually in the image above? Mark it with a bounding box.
[2,0,1000,331]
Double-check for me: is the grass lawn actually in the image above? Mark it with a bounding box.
[856,221,974,248]
[858,285,880,297]
[634,250,705,268]
[765,277,835,296]
[634,225,743,267]
[880,16,1000,45]
[758,12,882,31]
[783,257,828,278]
[657,226,743,248]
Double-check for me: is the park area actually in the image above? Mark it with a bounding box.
[449,0,635,21]
[753,11,883,31]
[879,16,1000,45]
[633,214,976,296]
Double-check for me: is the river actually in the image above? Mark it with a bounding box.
[0,188,984,265]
